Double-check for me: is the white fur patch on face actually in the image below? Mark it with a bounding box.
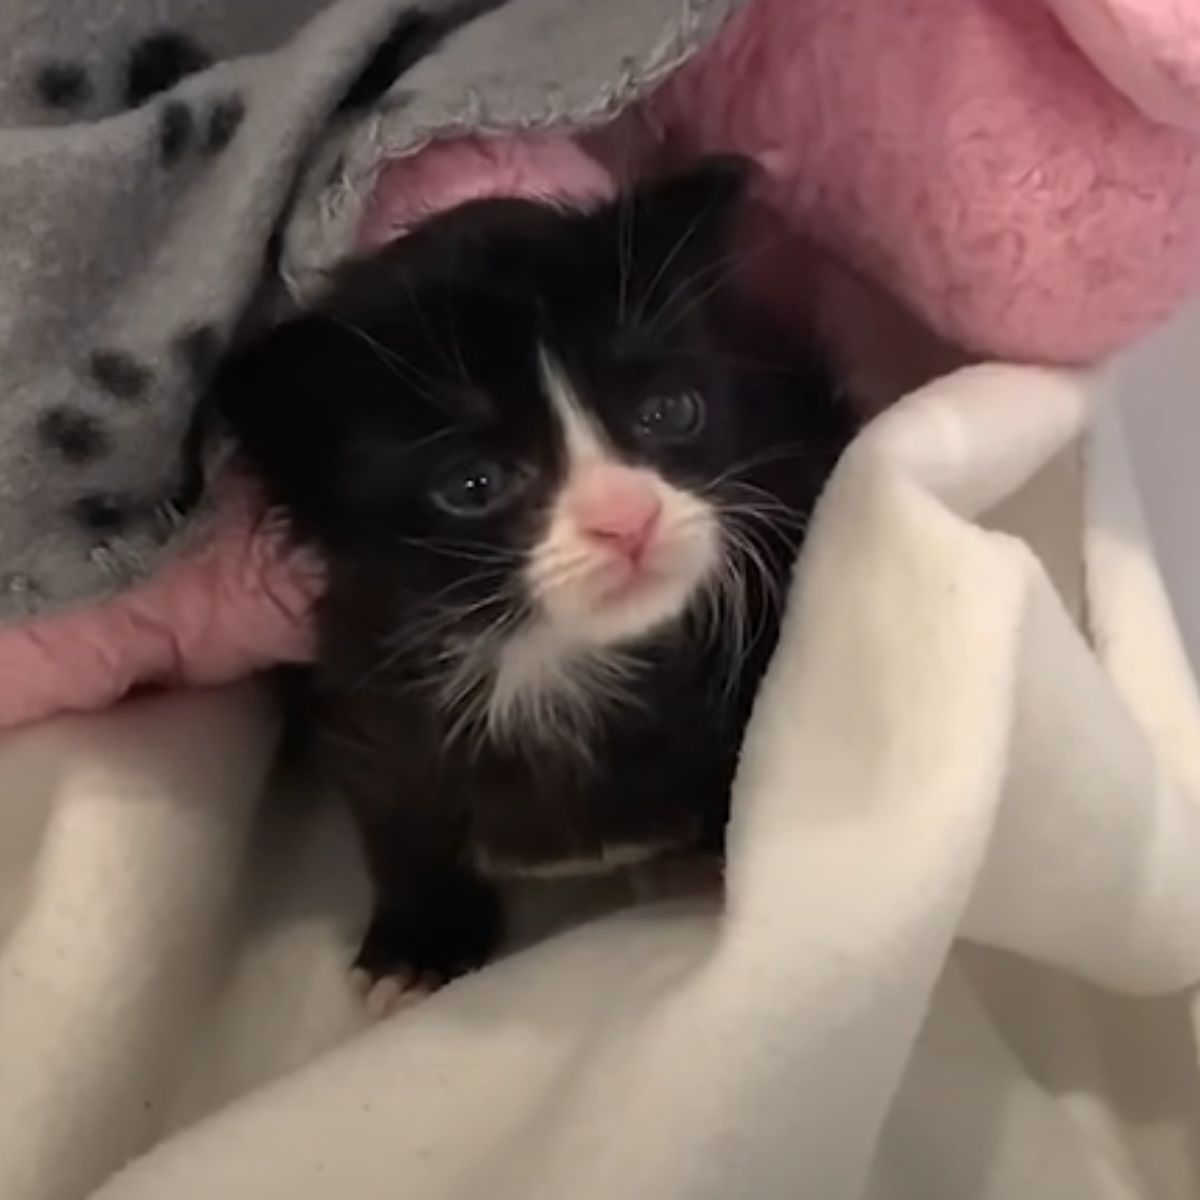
[528,349,721,648]
[539,346,607,463]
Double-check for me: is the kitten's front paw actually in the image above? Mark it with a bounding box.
[351,965,442,1020]
[353,871,502,1018]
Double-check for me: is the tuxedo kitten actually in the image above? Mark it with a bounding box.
[218,157,856,1000]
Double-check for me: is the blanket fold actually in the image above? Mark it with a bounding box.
[5,4,1200,1197]
[4,357,1199,1200]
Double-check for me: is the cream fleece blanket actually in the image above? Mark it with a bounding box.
[3,345,1200,1200]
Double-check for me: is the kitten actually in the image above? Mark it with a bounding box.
[217,157,857,999]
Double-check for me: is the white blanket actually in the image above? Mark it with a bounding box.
[3,346,1200,1200]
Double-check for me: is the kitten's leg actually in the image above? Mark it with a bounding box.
[353,865,501,1015]
[317,691,502,1013]
[347,787,502,1016]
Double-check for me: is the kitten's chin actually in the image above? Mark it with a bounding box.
[583,566,705,644]
[545,529,719,648]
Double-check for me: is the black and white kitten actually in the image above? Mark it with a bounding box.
[218,157,856,1003]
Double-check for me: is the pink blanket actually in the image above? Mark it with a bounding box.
[0,483,320,729]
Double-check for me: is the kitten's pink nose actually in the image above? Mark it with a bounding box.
[569,465,662,561]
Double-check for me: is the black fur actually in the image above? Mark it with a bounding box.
[217,158,855,986]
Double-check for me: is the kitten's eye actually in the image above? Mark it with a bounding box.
[633,391,705,443]
[428,457,524,518]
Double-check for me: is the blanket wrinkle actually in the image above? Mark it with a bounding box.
[1,359,1198,1200]
[2,0,1200,1194]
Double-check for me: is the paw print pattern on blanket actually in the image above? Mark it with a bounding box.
[34,61,92,111]
[13,13,254,607]
[154,92,247,167]
[88,351,154,403]
[0,0,541,625]
[158,101,196,166]
[30,27,215,123]
[204,95,245,153]
[74,494,133,537]
[123,30,214,109]
[36,407,111,466]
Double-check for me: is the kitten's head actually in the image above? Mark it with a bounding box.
[219,157,849,741]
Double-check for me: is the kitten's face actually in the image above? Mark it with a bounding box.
[221,159,849,738]
[507,347,720,646]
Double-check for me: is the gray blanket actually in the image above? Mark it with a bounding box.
[0,0,737,624]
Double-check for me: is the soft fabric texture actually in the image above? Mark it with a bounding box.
[0,481,320,730]
[1047,0,1200,129]
[5,348,1200,1199]
[359,133,615,249]
[0,0,737,626]
[644,0,1200,364]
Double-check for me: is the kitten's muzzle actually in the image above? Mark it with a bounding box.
[567,464,662,565]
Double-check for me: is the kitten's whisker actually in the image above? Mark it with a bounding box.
[660,346,796,378]
[693,505,797,701]
[719,529,774,680]
[719,476,801,506]
[526,549,602,590]
[402,539,518,568]
[643,230,791,339]
[714,547,750,701]
[364,580,521,692]
[379,575,509,643]
[636,204,795,335]
[388,427,461,457]
[700,441,838,497]
[416,593,510,636]
[330,316,439,403]
[530,562,603,595]
[441,293,473,385]
[616,188,635,328]
[718,504,809,548]
[438,606,538,751]
[397,271,463,381]
[644,251,746,338]
[632,203,712,327]
[718,493,807,523]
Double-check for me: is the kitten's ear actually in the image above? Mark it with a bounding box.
[623,154,754,296]
[214,314,401,542]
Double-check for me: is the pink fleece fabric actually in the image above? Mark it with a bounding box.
[4,0,1200,729]
[0,482,322,729]
[647,0,1200,364]
[1047,0,1200,130]
[359,135,616,250]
